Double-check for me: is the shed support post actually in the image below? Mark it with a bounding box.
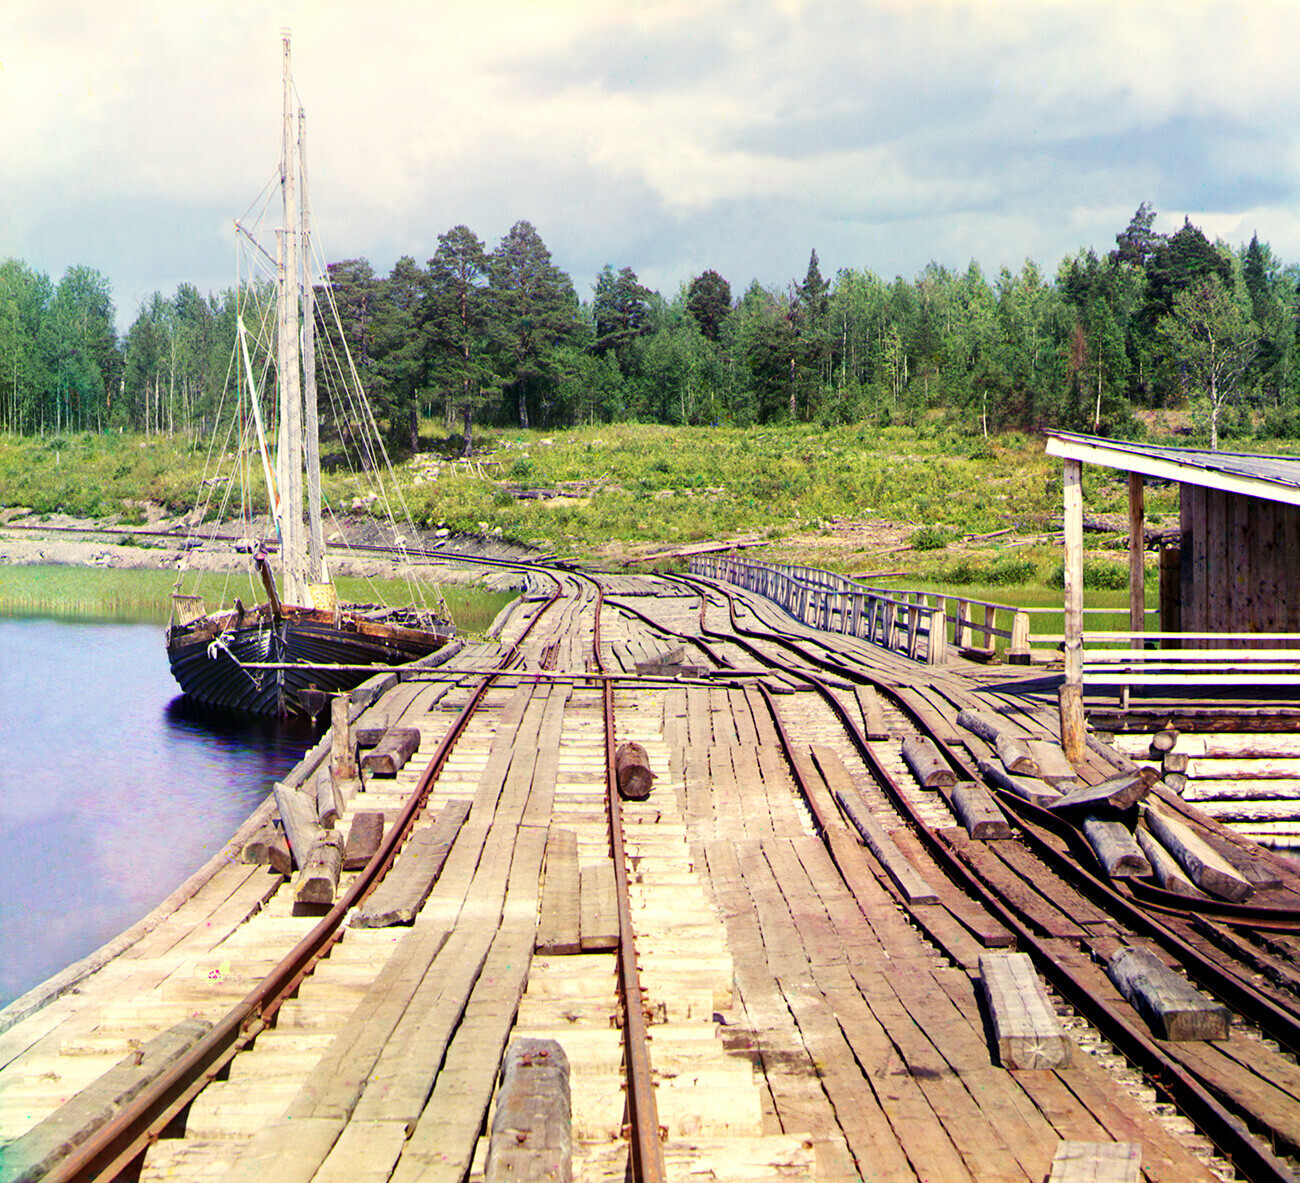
[1059,457,1086,763]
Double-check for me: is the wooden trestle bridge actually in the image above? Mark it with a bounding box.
[5,558,1300,1183]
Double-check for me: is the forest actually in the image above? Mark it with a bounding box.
[1,203,1296,455]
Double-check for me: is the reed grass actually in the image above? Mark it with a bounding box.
[0,566,516,635]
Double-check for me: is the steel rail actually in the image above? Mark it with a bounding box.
[45,569,567,1183]
[660,570,1300,1183]
[588,572,668,1183]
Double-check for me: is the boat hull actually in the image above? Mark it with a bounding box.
[166,611,451,718]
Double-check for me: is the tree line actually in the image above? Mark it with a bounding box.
[2,205,1296,452]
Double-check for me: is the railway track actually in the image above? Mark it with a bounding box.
[4,562,1300,1181]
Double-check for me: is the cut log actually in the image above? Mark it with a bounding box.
[1024,738,1078,787]
[901,735,957,788]
[1142,803,1254,903]
[274,782,322,871]
[1048,1142,1141,1183]
[1106,945,1230,1040]
[295,832,344,906]
[241,821,281,865]
[359,727,421,776]
[977,758,1063,808]
[537,829,581,955]
[1081,816,1151,878]
[855,684,890,740]
[1134,825,1202,897]
[267,832,292,877]
[995,732,1040,777]
[1164,772,1188,795]
[351,799,472,927]
[342,810,385,872]
[1049,771,1149,814]
[1162,751,1190,775]
[579,861,619,951]
[0,1018,214,1183]
[485,1039,572,1183]
[1151,727,1180,753]
[315,769,342,829]
[950,781,1012,839]
[979,952,1072,1069]
[956,707,1004,744]
[615,741,654,800]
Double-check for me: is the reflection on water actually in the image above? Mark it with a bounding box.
[0,618,316,1008]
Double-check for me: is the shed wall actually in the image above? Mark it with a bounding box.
[1179,483,1300,643]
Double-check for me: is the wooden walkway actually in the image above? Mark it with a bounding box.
[4,567,1300,1181]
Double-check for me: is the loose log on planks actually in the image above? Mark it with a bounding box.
[1135,825,1203,897]
[977,757,1063,808]
[316,769,343,828]
[1025,738,1078,787]
[1049,770,1151,814]
[296,832,344,906]
[358,727,421,776]
[994,732,1040,777]
[1141,802,1254,902]
[342,810,385,872]
[956,707,1006,744]
[950,781,1012,839]
[242,821,281,865]
[274,782,322,871]
[615,741,654,800]
[979,952,1072,1069]
[1106,945,1230,1040]
[1081,816,1152,878]
[485,1039,572,1183]
[901,735,957,788]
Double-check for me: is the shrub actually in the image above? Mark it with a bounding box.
[910,525,953,551]
[1047,559,1135,589]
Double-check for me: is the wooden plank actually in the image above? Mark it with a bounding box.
[855,683,890,740]
[892,828,1016,949]
[977,757,1063,807]
[1081,817,1152,879]
[949,781,1011,839]
[1134,825,1203,897]
[1141,802,1254,902]
[995,731,1040,777]
[1050,771,1150,814]
[351,799,472,928]
[1048,1142,1141,1183]
[901,735,957,787]
[358,726,422,776]
[342,811,384,872]
[1025,738,1078,787]
[947,833,1087,940]
[0,1018,213,1183]
[979,952,1072,1069]
[1106,946,1230,1041]
[536,829,580,955]
[274,782,322,871]
[579,861,619,952]
[485,1039,571,1183]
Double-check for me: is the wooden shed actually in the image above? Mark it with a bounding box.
[1043,431,1300,756]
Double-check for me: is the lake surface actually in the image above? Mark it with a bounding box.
[0,617,315,1007]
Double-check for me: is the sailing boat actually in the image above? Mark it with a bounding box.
[165,34,452,718]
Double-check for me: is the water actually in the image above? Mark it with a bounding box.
[0,618,315,1008]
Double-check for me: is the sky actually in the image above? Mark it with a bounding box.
[3,0,1299,331]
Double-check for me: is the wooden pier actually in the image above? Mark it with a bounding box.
[3,563,1300,1182]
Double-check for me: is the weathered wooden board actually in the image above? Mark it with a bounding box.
[352,800,472,928]
[274,782,322,871]
[537,829,581,955]
[341,811,384,872]
[1134,826,1203,897]
[1048,1142,1141,1183]
[977,758,1063,807]
[1141,803,1254,903]
[995,732,1040,777]
[359,727,421,776]
[1106,946,1230,1041]
[1050,771,1150,814]
[1025,738,1079,787]
[979,952,1072,1069]
[485,1039,571,1183]
[579,861,619,952]
[855,683,890,740]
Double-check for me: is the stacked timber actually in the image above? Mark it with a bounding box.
[1110,730,1300,845]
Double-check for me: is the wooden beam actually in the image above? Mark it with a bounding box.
[979,952,1072,1069]
[1141,802,1254,902]
[537,829,581,955]
[485,1039,572,1183]
[900,736,956,788]
[1048,1142,1141,1183]
[1081,817,1152,878]
[1106,946,1230,1040]
[359,727,421,776]
[949,782,1012,839]
[579,861,619,952]
[342,810,384,872]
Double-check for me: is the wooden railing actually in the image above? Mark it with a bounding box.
[691,555,1043,666]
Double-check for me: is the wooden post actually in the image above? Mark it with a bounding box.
[1007,609,1030,664]
[1128,472,1145,640]
[331,693,356,781]
[1060,457,1086,762]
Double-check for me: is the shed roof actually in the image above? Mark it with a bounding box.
[1044,431,1300,508]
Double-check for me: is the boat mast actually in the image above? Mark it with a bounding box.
[277,30,306,604]
[300,104,328,585]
